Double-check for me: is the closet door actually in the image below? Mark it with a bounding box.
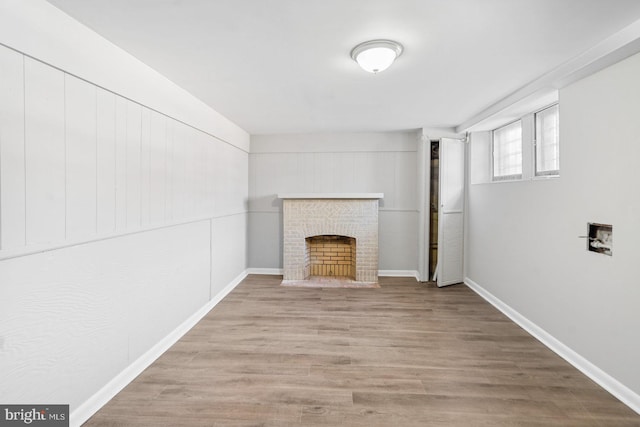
[437,137,465,287]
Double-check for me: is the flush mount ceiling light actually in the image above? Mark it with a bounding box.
[350,39,403,74]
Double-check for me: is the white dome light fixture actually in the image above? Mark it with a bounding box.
[350,39,403,74]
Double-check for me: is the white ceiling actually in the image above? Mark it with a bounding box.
[46,0,640,135]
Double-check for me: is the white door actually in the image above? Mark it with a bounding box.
[437,138,465,287]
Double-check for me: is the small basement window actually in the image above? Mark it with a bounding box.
[535,104,560,176]
[492,120,522,181]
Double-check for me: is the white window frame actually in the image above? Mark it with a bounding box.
[534,104,560,177]
[492,120,523,182]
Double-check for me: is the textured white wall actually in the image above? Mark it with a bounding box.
[249,132,419,272]
[0,221,210,409]
[466,52,640,398]
[0,1,249,416]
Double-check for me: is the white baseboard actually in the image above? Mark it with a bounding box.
[378,270,420,280]
[246,268,419,281]
[246,268,283,275]
[70,269,249,427]
[464,277,640,416]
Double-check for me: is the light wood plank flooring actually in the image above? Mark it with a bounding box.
[84,275,640,426]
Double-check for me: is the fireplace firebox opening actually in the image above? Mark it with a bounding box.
[305,235,356,279]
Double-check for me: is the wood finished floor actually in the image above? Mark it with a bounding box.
[84,275,640,426]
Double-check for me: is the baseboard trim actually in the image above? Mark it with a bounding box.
[246,268,283,275]
[70,269,249,427]
[464,276,640,416]
[246,268,419,281]
[378,270,420,280]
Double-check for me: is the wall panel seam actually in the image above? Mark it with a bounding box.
[139,106,143,227]
[64,73,68,240]
[124,102,128,230]
[22,54,26,246]
[95,85,99,235]
[112,94,117,229]
[23,55,29,245]
[0,211,248,262]
[0,124,2,251]
[209,218,213,301]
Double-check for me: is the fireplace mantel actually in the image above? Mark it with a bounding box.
[278,193,383,200]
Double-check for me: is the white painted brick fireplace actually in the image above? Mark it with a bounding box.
[278,193,383,283]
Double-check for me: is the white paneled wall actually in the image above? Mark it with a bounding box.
[0,1,249,151]
[114,96,128,231]
[248,132,419,272]
[24,57,66,245]
[148,110,167,226]
[96,88,116,233]
[125,102,141,230]
[250,150,417,212]
[0,46,248,258]
[0,48,26,250]
[66,75,97,240]
[0,42,249,417]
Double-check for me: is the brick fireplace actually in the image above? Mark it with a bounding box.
[307,235,356,278]
[278,193,383,284]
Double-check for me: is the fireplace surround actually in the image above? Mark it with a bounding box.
[278,193,383,284]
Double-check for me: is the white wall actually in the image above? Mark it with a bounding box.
[466,52,640,404]
[0,1,249,419]
[0,221,210,408]
[249,132,419,273]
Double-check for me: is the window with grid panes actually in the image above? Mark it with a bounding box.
[492,120,522,181]
[535,104,559,176]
